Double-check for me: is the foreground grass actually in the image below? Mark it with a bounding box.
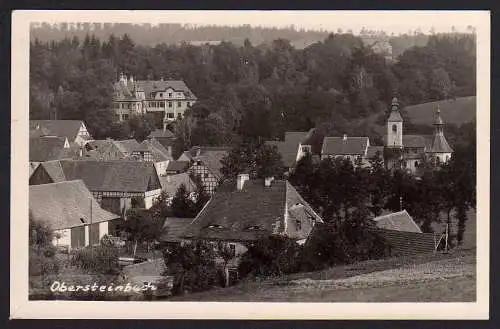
[169,248,476,302]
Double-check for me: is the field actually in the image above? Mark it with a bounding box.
[403,96,476,126]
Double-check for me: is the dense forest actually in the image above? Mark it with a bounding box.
[29,29,476,152]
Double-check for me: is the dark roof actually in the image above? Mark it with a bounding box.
[29,136,75,162]
[429,133,453,153]
[39,160,161,193]
[166,160,190,173]
[115,80,197,100]
[160,173,196,196]
[372,210,422,233]
[321,137,369,156]
[403,135,428,149]
[160,217,194,243]
[29,180,119,230]
[265,129,314,168]
[148,129,175,139]
[376,230,436,256]
[29,120,86,142]
[182,179,322,241]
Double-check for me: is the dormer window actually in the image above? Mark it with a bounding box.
[246,225,263,231]
[206,224,224,229]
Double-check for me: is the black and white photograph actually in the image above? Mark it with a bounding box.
[11,10,490,319]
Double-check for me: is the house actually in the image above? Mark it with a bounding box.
[113,73,197,127]
[83,139,130,161]
[165,160,190,175]
[182,174,324,260]
[29,136,82,171]
[384,98,453,173]
[29,160,162,221]
[178,146,231,195]
[159,173,196,201]
[130,139,173,176]
[147,128,176,150]
[29,180,120,250]
[265,128,315,172]
[371,210,438,256]
[321,135,374,166]
[29,120,92,146]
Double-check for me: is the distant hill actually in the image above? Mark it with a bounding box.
[402,96,476,126]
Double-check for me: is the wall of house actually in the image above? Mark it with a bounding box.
[52,228,71,248]
[154,161,169,177]
[296,143,311,163]
[75,124,91,146]
[434,152,452,164]
[144,188,162,209]
[99,221,109,240]
[190,163,219,195]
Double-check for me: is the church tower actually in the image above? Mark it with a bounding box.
[428,105,453,163]
[386,97,403,148]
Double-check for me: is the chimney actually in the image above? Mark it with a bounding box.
[264,177,274,187]
[237,173,250,191]
[343,134,347,141]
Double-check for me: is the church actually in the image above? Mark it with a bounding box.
[384,97,453,173]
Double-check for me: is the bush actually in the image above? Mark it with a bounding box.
[238,236,303,279]
[163,241,223,295]
[71,245,120,275]
[299,215,391,272]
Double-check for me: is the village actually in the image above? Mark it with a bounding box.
[27,22,477,302]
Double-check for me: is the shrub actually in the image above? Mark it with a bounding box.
[238,236,303,279]
[71,245,120,275]
[299,212,391,272]
[163,241,222,295]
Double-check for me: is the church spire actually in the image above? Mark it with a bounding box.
[429,105,453,154]
[434,105,444,135]
[387,97,403,122]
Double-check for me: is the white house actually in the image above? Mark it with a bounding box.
[29,180,120,250]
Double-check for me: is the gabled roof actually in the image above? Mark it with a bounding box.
[83,140,126,161]
[321,137,369,156]
[265,129,315,168]
[30,136,74,162]
[37,160,161,193]
[182,146,231,179]
[29,180,119,230]
[160,217,194,243]
[182,179,323,241]
[29,120,86,142]
[148,129,175,139]
[372,210,422,233]
[134,80,197,99]
[160,173,196,196]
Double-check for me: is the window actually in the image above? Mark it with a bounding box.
[177,101,182,107]
[204,173,209,178]
[168,92,172,98]
[229,244,236,257]
[168,102,172,108]
[392,124,397,132]
[159,93,163,98]
[446,155,450,162]
[295,220,302,230]
[167,113,174,119]
[122,114,129,120]
[415,161,419,168]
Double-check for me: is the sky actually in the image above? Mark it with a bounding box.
[28,10,487,35]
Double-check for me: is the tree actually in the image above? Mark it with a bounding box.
[120,208,164,257]
[220,140,285,181]
[170,183,197,218]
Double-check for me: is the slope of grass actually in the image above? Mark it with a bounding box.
[167,248,475,302]
[402,96,476,126]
